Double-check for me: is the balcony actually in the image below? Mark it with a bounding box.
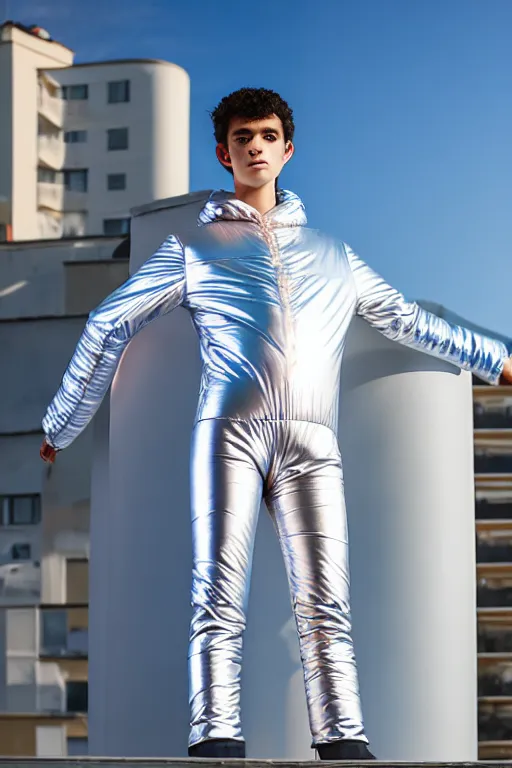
[37,210,63,239]
[477,500,512,520]
[38,133,65,169]
[38,87,64,128]
[38,181,64,212]
[475,412,512,429]
[477,527,512,563]
[478,610,512,653]
[478,565,512,607]
[479,696,512,742]
[0,561,41,603]
[475,455,512,474]
[474,393,512,430]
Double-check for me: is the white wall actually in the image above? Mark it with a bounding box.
[0,40,13,232]
[0,236,122,318]
[0,316,89,433]
[47,60,190,235]
[8,26,72,241]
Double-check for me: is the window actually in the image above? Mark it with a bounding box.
[107,127,128,151]
[64,169,88,192]
[66,681,88,713]
[41,610,67,654]
[64,130,87,143]
[108,80,130,103]
[61,84,88,100]
[41,609,88,656]
[0,495,41,525]
[103,218,130,236]
[12,543,31,560]
[107,173,126,191]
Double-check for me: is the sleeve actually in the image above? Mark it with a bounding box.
[42,234,186,450]
[345,242,509,386]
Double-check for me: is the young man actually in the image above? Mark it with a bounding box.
[40,88,512,760]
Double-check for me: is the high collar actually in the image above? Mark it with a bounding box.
[198,188,307,229]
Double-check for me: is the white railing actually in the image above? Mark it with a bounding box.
[37,210,63,239]
[38,133,65,169]
[38,87,64,127]
[37,181,64,212]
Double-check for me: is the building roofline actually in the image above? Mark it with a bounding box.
[0,234,124,251]
[131,189,213,218]
[63,258,129,266]
[42,58,188,76]
[0,313,88,324]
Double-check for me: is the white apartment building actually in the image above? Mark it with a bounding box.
[0,21,190,241]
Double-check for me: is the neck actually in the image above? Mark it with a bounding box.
[233,179,277,216]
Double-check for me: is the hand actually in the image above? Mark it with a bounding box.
[40,437,57,463]
[500,357,512,385]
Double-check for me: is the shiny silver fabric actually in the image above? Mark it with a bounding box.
[42,188,509,748]
[189,418,362,747]
[42,188,508,451]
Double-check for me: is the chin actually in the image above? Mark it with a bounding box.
[243,174,276,188]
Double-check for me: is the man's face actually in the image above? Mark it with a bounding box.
[217,114,294,188]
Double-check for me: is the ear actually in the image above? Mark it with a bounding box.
[283,141,295,165]
[216,143,232,169]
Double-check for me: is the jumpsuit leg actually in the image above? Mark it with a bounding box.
[264,420,368,748]
[188,418,265,749]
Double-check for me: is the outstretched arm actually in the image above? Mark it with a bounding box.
[345,243,512,385]
[41,234,186,457]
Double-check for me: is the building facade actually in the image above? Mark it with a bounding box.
[473,383,512,761]
[0,21,189,242]
[0,233,129,756]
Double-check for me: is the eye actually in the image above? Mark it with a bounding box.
[235,137,249,144]
[264,134,277,141]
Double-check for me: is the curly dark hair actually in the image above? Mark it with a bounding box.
[210,87,295,175]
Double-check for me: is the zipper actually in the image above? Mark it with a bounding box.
[260,218,296,368]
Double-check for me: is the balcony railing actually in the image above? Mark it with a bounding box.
[37,181,64,212]
[38,88,64,128]
[38,133,65,169]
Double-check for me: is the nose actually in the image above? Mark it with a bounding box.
[248,143,263,156]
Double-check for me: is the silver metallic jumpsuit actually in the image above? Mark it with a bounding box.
[42,189,509,748]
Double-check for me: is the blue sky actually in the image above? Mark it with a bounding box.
[12,0,512,337]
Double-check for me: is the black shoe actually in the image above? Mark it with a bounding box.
[188,738,246,758]
[317,739,376,760]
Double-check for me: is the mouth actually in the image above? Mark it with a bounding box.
[248,161,268,168]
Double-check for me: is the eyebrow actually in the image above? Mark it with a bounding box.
[231,126,281,137]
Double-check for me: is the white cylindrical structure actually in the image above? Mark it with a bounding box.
[89,192,477,761]
[340,318,477,762]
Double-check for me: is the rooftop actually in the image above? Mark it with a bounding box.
[0,20,73,52]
